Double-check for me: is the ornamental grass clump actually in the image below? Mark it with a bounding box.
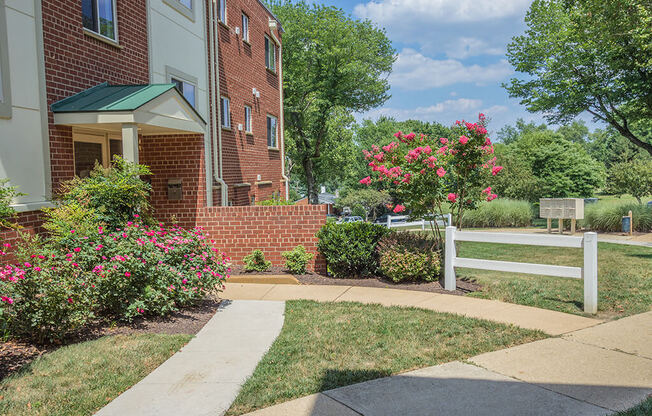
[0,221,229,343]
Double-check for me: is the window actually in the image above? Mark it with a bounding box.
[82,0,118,41]
[267,115,278,148]
[73,133,122,178]
[218,0,226,23]
[0,0,11,119]
[166,66,198,108]
[163,0,194,21]
[220,96,230,128]
[244,105,252,133]
[265,36,276,72]
[171,78,196,108]
[241,13,249,42]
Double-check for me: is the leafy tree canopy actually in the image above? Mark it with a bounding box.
[505,0,652,155]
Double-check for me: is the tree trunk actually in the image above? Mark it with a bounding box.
[303,157,318,204]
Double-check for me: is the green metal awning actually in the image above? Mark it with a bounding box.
[51,82,206,135]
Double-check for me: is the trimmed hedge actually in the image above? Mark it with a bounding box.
[316,222,389,278]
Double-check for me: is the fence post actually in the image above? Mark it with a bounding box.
[583,232,598,314]
[387,215,391,228]
[421,218,425,230]
[445,226,456,291]
[447,213,452,227]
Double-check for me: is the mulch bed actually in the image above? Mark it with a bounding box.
[0,297,221,381]
[230,265,481,296]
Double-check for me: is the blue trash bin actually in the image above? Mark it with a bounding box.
[622,216,631,233]
[647,201,652,208]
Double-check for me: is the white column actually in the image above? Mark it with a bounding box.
[583,232,598,314]
[445,226,456,291]
[121,123,139,164]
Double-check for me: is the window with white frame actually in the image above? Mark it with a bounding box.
[220,96,230,128]
[265,36,276,72]
[171,78,196,108]
[82,0,118,41]
[267,115,278,148]
[163,0,194,21]
[73,133,122,178]
[0,0,11,119]
[241,13,249,42]
[244,105,252,133]
[218,0,226,23]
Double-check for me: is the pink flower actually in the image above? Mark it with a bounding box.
[67,298,73,304]
[440,137,448,144]
[2,243,10,248]
[394,131,403,138]
[24,262,32,268]
[436,167,446,177]
[182,278,188,284]
[393,204,406,214]
[448,193,458,203]
[359,176,371,185]
[482,186,492,195]
[125,272,131,277]
[487,193,498,202]
[73,247,81,253]
[459,135,469,145]
[405,132,416,141]
[1,296,14,304]
[34,267,41,272]
[70,229,75,234]
[134,214,140,218]
[492,166,503,176]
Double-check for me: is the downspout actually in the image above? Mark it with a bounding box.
[268,20,290,201]
[209,0,228,205]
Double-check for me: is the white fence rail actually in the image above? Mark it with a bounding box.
[386,214,452,230]
[444,226,598,314]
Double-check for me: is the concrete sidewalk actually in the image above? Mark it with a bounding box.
[95,300,285,416]
[221,283,602,335]
[245,311,652,416]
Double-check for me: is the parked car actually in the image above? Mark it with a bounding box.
[339,216,363,223]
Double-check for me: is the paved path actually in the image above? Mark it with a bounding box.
[245,311,652,416]
[95,300,285,416]
[221,283,601,335]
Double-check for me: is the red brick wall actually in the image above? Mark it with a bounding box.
[210,0,284,205]
[0,212,45,265]
[140,134,207,229]
[197,205,327,272]
[41,0,149,191]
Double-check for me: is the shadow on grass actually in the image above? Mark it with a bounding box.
[627,253,652,260]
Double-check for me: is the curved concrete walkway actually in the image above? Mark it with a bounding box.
[221,283,602,335]
[95,300,285,416]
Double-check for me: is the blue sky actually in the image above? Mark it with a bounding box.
[316,0,595,133]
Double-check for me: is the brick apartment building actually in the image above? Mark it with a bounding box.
[0,0,325,269]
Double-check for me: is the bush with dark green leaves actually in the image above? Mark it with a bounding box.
[243,249,272,272]
[282,245,314,274]
[316,222,389,278]
[0,178,23,228]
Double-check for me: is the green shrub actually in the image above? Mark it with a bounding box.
[243,249,272,272]
[282,245,314,274]
[351,204,366,218]
[460,199,533,228]
[316,222,389,278]
[0,178,24,228]
[0,222,229,343]
[377,232,441,282]
[583,203,652,232]
[52,157,152,233]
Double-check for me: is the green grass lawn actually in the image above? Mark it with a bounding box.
[457,241,652,318]
[615,396,652,416]
[0,334,191,416]
[227,300,546,415]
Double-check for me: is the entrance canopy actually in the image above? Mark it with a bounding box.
[52,82,206,163]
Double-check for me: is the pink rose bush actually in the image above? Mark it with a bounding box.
[361,114,502,243]
[0,221,229,343]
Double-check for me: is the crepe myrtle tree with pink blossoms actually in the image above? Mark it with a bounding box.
[359,114,502,245]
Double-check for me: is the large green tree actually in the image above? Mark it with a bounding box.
[505,0,652,156]
[269,1,395,203]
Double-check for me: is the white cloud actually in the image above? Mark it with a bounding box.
[353,0,531,24]
[444,37,504,59]
[361,98,483,121]
[389,48,513,90]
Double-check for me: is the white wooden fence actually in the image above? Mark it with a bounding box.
[444,226,598,314]
[386,213,452,230]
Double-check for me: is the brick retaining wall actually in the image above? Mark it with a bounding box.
[197,204,327,272]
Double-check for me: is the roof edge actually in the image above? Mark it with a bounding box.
[257,0,283,33]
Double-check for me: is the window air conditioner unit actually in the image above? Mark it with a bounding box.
[252,87,257,95]
[255,91,260,98]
